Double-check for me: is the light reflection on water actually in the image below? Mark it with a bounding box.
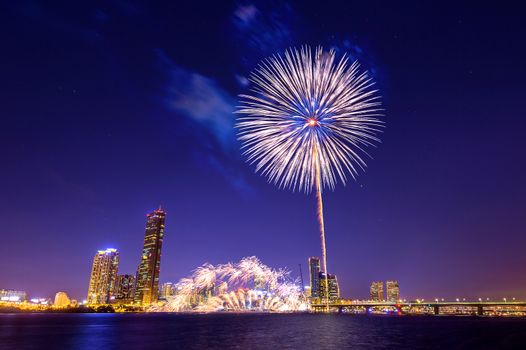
[1,313,526,349]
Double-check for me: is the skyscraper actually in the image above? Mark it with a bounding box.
[135,207,166,305]
[87,248,119,304]
[161,282,175,300]
[386,280,400,302]
[115,274,135,303]
[318,272,340,301]
[370,281,384,301]
[308,257,321,298]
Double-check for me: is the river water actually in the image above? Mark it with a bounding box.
[1,313,526,349]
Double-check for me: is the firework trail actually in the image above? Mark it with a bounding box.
[151,257,307,312]
[236,46,383,308]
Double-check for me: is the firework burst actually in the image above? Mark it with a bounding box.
[236,46,383,308]
[151,257,307,312]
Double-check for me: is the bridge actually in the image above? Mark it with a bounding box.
[310,300,526,315]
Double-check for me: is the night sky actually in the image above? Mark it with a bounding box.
[1,1,525,301]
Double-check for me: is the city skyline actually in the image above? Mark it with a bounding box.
[1,2,526,302]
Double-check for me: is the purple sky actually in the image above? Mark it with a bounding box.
[1,1,525,301]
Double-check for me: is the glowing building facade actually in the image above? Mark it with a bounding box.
[135,208,166,305]
[115,274,135,303]
[386,280,400,302]
[308,257,321,298]
[318,272,340,301]
[161,282,176,299]
[370,281,384,301]
[54,292,71,307]
[0,289,27,302]
[87,248,119,304]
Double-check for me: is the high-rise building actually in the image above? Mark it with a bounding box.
[87,248,119,304]
[135,207,166,305]
[370,281,384,301]
[115,274,135,303]
[386,280,400,302]
[54,292,71,308]
[161,282,175,299]
[308,257,321,298]
[318,272,340,301]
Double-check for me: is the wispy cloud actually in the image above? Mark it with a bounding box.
[160,54,237,153]
[156,49,256,196]
[231,1,295,79]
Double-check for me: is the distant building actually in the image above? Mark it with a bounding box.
[254,276,266,291]
[0,289,27,302]
[161,282,176,299]
[386,280,400,302]
[308,257,321,298]
[198,285,215,303]
[29,298,51,305]
[115,274,136,303]
[135,207,166,305]
[318,273,340,301]
[217,282,227,296]
[87,248,119,304]
[54,292,71,307]
[370,281,384,301]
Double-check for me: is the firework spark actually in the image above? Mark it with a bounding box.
[236,46,383,308]
[151,257,307,312]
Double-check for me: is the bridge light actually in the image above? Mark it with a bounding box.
[478,298,482,302]
[456,298,459,302]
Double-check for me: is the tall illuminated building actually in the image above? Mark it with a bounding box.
[308,257,321,298]
[318,272,340,301]
[386,280,400,302]
[87,248,119,304]
[161,282,175,299]
[115,274,135,303]
[370,281,384,301]
[135,207,166,305]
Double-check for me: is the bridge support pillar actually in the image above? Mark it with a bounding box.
[433,305,439,315]
[477,305,483,316]
[338,306,343,314]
